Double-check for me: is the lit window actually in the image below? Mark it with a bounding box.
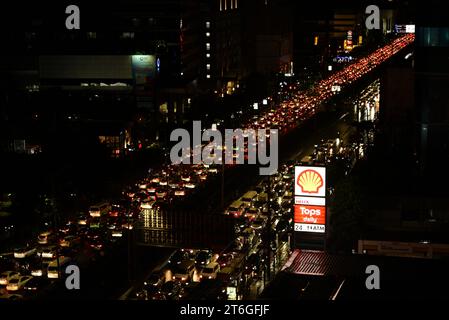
[314,36,319,46]
[206,64,211,70]
[206,43,211,50]
[207,74,211,79]
[206,21,211,29]
[206,32,210,37]
[121,32,135,39]
[206,53,211,58]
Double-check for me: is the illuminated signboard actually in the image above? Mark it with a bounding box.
[295,196,325,206]
[294,166,326,235]
[395,25,415,34]
[132,55,156,85]
[294,166,326,198]
[406,25,415,33]
[294,205,326,225]
[226,287,237,300]
[294,223,325,233]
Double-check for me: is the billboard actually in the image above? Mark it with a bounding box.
[294,166,326,197]
[295,196,325,206]
[294,223,325,233]
[395,24,415,34]
[131,55,156,85]
[294,166,326,237]
[132,55,156,109]
[39,55,133,79]
[294,205,326,225]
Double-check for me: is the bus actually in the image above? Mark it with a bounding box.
[89,202,111,218]
[47,257,72,279]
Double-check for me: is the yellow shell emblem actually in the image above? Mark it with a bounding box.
[297,170,323,194]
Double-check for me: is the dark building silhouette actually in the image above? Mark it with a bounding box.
[414,0,449,175]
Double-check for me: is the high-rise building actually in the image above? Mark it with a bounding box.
[214,0,293,90]
[0,1,215,147]
[415,0,449,174]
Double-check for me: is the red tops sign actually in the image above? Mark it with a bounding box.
[294,205,326,225]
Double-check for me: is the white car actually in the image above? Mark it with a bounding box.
[38,231,54,245]
[14,247,37,259]
[111,229,123,238]
[37,245,58,259]
[0,271,20,285]
[200,262,220,280]
[6,275,33,291]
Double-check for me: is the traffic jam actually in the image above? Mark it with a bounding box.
[0,35,411,300]
[0,199,136,300]
[130,130,365,301]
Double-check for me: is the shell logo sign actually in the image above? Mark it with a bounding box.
[294,166,326,235]
[295,166,326,197]
[296,170,323,194]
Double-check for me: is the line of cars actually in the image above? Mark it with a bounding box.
[243,35,414,134]
[124,37,414,230]
[0,199,138,300]
[126,163,219,207]
[134,248,221,300]
[133,161,298,301]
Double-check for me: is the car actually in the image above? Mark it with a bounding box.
[241,191,258,207]
[217,253,235,268]
[6,275,33,291]
[0,271,20,285]
[111,229,123,238]
[144,271,165,288]
[270,202,281,215]
[225,200,245,217]
[200,262,220,280]
[168,250,189,266]
[59,220,77,234]
[37,245,58,259]
[275,217,291,233]
[159,281,185,300]
[195,250,212,266]
[60,235,81,248]
[38,231,55,245]
[77,214,88,226]
[89,238,104,251]
[47,257,71,279]
[172,260,196,283]
[250,217,267,231]
[30,260,49,277]
[244,253,261,274]
[244,207,260,220]
[23,277,48,291]
[14,246,37,259]
[135,283,160,300]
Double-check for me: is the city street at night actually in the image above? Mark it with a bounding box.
[1,0,449,317]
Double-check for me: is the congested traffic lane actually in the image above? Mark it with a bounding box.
[126,34,414,212]
[1,35,412,300]
[0,200,138,300]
